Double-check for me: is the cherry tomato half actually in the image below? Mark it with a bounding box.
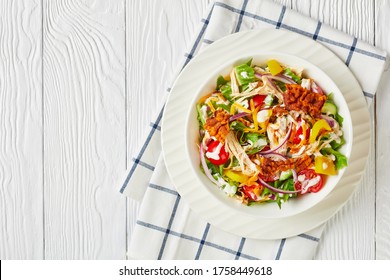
[295,169,324,193]
[252,95,267,108]
[206,140,229,165]
[292,124,310,145]
[242,185,258,201]
[293,126,304,144]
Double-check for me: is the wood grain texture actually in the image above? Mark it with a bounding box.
[291,0,375,44]
[43,0,126,259]
[125,0,211,251]
[0,0,43,259]
[375,0,390,260]
[290,0,376,260]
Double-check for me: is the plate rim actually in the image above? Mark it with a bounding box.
[161,28,370,239]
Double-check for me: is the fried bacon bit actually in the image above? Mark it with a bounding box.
[258,156,294,181]
[204,109,231,143]
[294,155,314,173]
[255,154,314,180]
[272,105,289,117]
[283,84,327,117]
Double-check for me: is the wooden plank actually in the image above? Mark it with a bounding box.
[292,0,375,44]
[291,0,376,259]
[0,0,43,259]
[125,0,211,252]
[374,0,390,260]
[43,0,126,259]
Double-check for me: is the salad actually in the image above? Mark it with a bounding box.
[197,58,348,207]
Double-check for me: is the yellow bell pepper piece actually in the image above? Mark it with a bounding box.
[224,170,249,184]
[267,59,283,76]
[309,119,332,143]
[315,156,337,175]
[230,102,252,115]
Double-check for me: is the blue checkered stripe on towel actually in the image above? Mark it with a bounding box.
[128,156,324,259]
[121,0,387,260]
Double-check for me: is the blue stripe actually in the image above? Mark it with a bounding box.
[195,223,210,259]
[235,238,246,260]
[316,35,354,49]
[279,23,315,37]
[275,238,286,260]
[132,158,155,171]
[137,220,258,260]
[215,2,278,26]
[203,38,214,45]
[150,122,161,131]
[276,6,286,29]
[363,91,374,98]
[182,4,215,68]
[119,107,164,193]
[157,194,181,259]
[201,18,209,24]
[214,2,386,61]
[298,233,320,242]
[234,0,249,32]
[149,183,178,196]
[354,48,386,60]
[346,37,358,66]
[203,240,257,260]
[313,21,322,40]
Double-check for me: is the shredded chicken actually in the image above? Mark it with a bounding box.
[230,69,240,96]
[224,131,258,176]
[233,76,283,104]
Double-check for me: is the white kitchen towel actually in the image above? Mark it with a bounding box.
[119,0,387,259]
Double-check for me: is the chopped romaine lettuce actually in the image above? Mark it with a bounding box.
[321,147,348,170]
[284,68,301,83]
[234,63,256,85]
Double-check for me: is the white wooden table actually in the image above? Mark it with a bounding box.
[0,0,389,260]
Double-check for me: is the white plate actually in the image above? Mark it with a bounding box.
[161,29,370,239]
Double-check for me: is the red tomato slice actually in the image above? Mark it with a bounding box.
[205,140,229,165]
[242,185,257,201]
[292,124,310,144]
[295,169,324,193]
[293,126,304,144]
[252,95,267,108]
[258,173,278,182]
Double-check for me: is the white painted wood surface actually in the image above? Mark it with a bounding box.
[0,0,389,259]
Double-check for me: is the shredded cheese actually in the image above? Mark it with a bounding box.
[230,102,252,115]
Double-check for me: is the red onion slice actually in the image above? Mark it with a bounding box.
[267,74,296,84]
[292,169,298,183]
[281,74,297,84]
[311,81,324,95]
[261,152,287,161]
[258,178,301,194]
[320,114,335,127]
[229,112,249,122]
[263,76,279,93]
[259,123,293,155]
[200,144,221,187]
[256,73,296,85]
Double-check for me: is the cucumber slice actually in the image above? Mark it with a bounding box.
[279,169,292,181]
[321,102,337,115]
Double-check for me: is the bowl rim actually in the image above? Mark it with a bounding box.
[184,51,353,219]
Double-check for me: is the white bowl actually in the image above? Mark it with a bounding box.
[185,52,353,219]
